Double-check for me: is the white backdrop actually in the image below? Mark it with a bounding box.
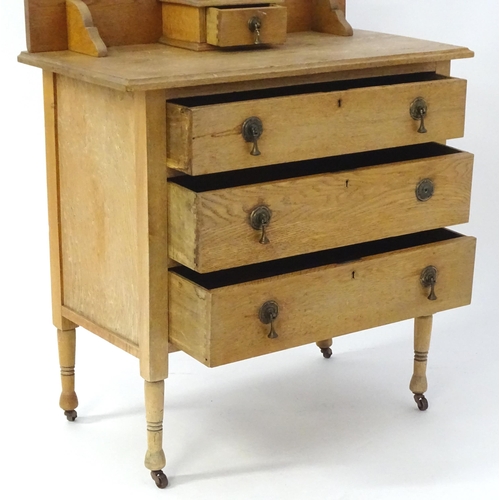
[0,2,497,499]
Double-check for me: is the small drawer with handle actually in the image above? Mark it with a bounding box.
[168,143,473,273]
[206,5,287,47]
[169,229,476,367]
[166,72,467,175]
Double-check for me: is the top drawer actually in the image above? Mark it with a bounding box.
[166,73,467,175]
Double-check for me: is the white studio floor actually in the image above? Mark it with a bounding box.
[0,1,498,499]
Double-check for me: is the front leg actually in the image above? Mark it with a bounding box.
[58,328,78,421]
[410,316,433,411]
[144,380,168,488]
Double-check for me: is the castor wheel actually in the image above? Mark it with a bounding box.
[151,470,169,489]
[320,347,333,359]
[64,410,77,421]
[413,394,429,411]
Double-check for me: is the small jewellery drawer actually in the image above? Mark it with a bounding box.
[169,229,476,367]
[206,5,287,47]
[168,143,473,273]
[166,73,467,175]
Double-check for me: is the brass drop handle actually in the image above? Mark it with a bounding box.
[420,266,438,301]
[250,205,272,244]
[410,97,428,134]
[242,116,263,156]
[248,16,262,45]
[259,300,279,339]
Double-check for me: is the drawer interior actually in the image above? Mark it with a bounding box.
[169,72,449,107]
[169,142,462,192]
[171,228,462,289]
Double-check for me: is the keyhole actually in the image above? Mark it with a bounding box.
[352,271,356,279]
[346,180,349,188]
[338,99,342,108]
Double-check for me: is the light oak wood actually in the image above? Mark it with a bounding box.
[316,339,333,349]
[57,328,78,412]
[410,316,433,395]
[168,146,474,272]
[66,0,107,57]
[312,0,352,37]
[62,306,140,358]
[169,232,476,367]
[206,6,287,47]
[58,75,142,346]
[164,62,442,99]
[134,90,170,382]
[166,75,467,175]
[161,0,284,5]
[144,381,166,472]
[285,0,313,32]
[162,3,207,44]
[18,31,474,92]
[42,71,76,331]
[24,0,162,53]
[61,306,180,357]
[57,77,170,381]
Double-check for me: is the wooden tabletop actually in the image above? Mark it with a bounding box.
[18,30,473,92]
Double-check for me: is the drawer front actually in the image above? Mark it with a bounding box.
[206,6,287,47]
[168,145,473,272]
[166,75,467,175]
[169,230,476,367]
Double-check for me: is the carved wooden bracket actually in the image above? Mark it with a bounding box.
[66,0,107,57]
[312,0,353,36]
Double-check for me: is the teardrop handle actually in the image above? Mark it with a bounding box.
[242,117,263,156]
[410,97,428,134]
[420,266,438,301]
[259,300,279,339]
[248,16,262,45]
[250,205,272,244]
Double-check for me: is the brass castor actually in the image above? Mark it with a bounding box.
[320,347,333,359]
[151,470,169,489]
[64,410,77,421]
[413,394,429,411]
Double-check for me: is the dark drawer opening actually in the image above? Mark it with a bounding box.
[169,72,448,107]
[170,228,462,289]
[169,143,463,192]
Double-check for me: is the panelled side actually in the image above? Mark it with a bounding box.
[57,75,141,346]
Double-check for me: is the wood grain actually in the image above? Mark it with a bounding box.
[18,31,474,92]
[168,234,476,367]
[167,76,467,175]
[24,0,162,53]
[312,0,352,36]
[162,3,207,43]
[62,305,140,357]
[66,0,107,57]
[42,71,77,331]
[168,149,474,272]
[134,90,170,382]
[206,6,287,47]
[160,0,284,5]
[58,75,142,346]
[410,315,433,395]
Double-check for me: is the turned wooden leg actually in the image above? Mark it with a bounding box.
[57,328,78,421]
[316,339,333,359]
[145,380,168,489]
[410,316,432,411]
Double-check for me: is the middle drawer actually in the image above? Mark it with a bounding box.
[168,143,473,273]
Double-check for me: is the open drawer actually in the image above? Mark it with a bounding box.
[169,229,476,367]
[166,73,467,175]
[168,143,473,272]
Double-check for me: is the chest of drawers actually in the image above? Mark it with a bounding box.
[18,5,475,489]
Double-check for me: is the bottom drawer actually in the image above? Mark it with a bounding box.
[169,229,476,367]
